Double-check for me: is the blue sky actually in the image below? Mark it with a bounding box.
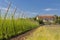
[0,0,60,17]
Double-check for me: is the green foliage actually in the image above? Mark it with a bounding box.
[50,15,60,24]
[37,19,44,25]
[54,15,60,24]
[57,19,60,24]
[0,18,39,40]
[39,19,44,24]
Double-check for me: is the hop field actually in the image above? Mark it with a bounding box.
[0,18,39,40]
[0,3,39,40]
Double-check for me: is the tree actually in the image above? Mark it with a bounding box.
[38,19,44,24]
[54,15,58,24]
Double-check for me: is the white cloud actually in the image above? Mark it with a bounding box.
[0,7,14,12]
[44,8,58,11]
[0,7,7,10]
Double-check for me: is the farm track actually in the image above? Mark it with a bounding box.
[10,25,60,40]
[10,26,39,40]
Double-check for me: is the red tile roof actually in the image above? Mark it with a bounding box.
[37,16,55,19]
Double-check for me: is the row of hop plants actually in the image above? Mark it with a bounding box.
[0,3,39,40]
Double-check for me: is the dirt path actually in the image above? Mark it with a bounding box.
[10,26,40,40]
[10,25,60,40]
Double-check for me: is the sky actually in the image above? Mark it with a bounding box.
[0,0,60,17]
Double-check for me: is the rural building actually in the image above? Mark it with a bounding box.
[36,15,56,24]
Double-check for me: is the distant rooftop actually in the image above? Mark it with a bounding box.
[37,15,55,19]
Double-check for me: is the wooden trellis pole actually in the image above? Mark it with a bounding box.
[1,2,11,40]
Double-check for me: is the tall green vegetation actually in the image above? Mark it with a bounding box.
[34,17,44,25]
[54,15,60,24]
[1,3,11,40]
[0,19,39,40]
[0,3,39,40]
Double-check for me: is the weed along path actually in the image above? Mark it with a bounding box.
[10,25,60,40]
